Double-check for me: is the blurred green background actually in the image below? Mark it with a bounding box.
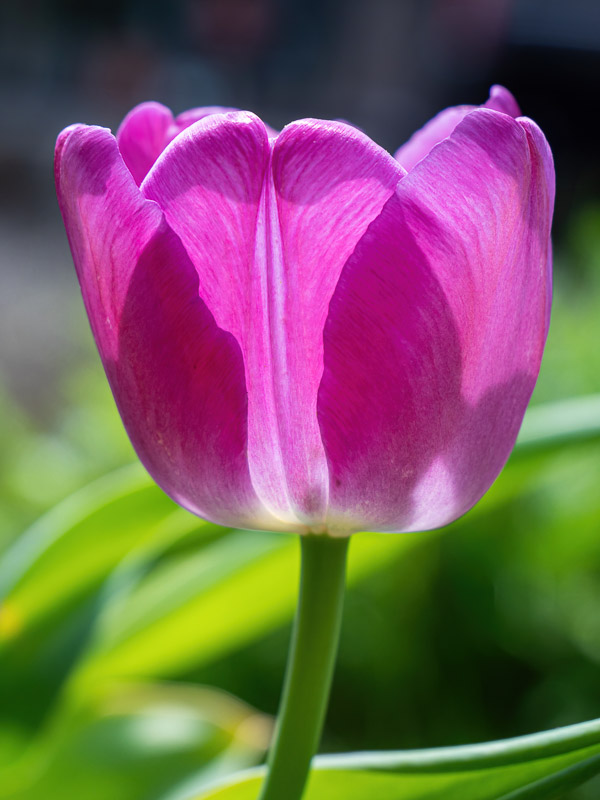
[1,1,600,799]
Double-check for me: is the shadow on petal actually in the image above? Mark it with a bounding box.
[109,223,263,528]
[408,370,537,532]
[318,195,464,532]
[319,193,541,534]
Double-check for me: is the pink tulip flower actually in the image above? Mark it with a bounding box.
[55,86,554,536]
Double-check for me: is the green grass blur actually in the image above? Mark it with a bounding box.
[0,203,600,799]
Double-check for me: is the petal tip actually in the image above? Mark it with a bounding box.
[485,85,522,118]
[117,100,173,129]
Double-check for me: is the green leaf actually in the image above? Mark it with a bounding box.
[190,717,600,800]
[68,530,430,691]
[0,464,216,648]
[0,682,271,800]
[516,394,600,453]
[0,463,225,739]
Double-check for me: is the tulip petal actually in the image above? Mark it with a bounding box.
[144,115,404,526]
[319,109,553,533]
[116,102,174,186]
[55,125,277,530]
[173,107,279,140]
[485,84,521,117]
[267,120,404,522]
[142,112,291,518]
[117,102,245,186]
[394,85,520,172]
[394,104,474,172]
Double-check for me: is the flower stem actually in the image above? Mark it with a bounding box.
[258,533,349,800]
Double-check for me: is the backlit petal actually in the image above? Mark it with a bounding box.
[265,119,404,523]
[144,115,404,526]
[55,124,275,529]
[116,102,174,186]
[117,102,246,186]
[319,109,553,533]
[394,85,521,172]
[485,84,521,117]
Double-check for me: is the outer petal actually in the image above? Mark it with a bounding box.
[267,120,404,523]
[55,124,277,530]
[144,115,403,527]
[394,85,521,171]
[117,102,246,186]
[173,108,279,141]
[319,109,553,533]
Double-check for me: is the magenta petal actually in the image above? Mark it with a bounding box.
[117,102,252,186]
[144,115,403,526]
[171,107,279,141]
[117,102,174,186]
[141,111,271,356]
[111,226,271,529]
[319,109,553,533]
[55,124,275,529]
[265,119,404,522]
[484,84,521,117]
[394,104,474,172]
[141,112,295,518]
[394,85,521,172]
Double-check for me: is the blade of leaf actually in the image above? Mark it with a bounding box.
[0,682,271,800]
[67,529,433,691]
[516,394,600,453]
[0,465,218,649]
[188,717,600,800]
[497,753,600,799]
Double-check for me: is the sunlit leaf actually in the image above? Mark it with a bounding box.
[0,464,216,648]
[0,683,270,800]
[516,394,600,453]
[68,529,431,691]
[191,717,600,800]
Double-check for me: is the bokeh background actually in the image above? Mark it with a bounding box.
[1,1,600,798]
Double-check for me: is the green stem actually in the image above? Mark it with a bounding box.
[258,533,349,800]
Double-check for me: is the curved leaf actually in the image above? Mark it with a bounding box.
[0,465,217,648]
[192,717,600,800]
[68,529,429,690]
[516,394,600,453]
[0,683,270,800]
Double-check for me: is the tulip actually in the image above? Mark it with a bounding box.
[55,86,553,539]
[55,86,554,800]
